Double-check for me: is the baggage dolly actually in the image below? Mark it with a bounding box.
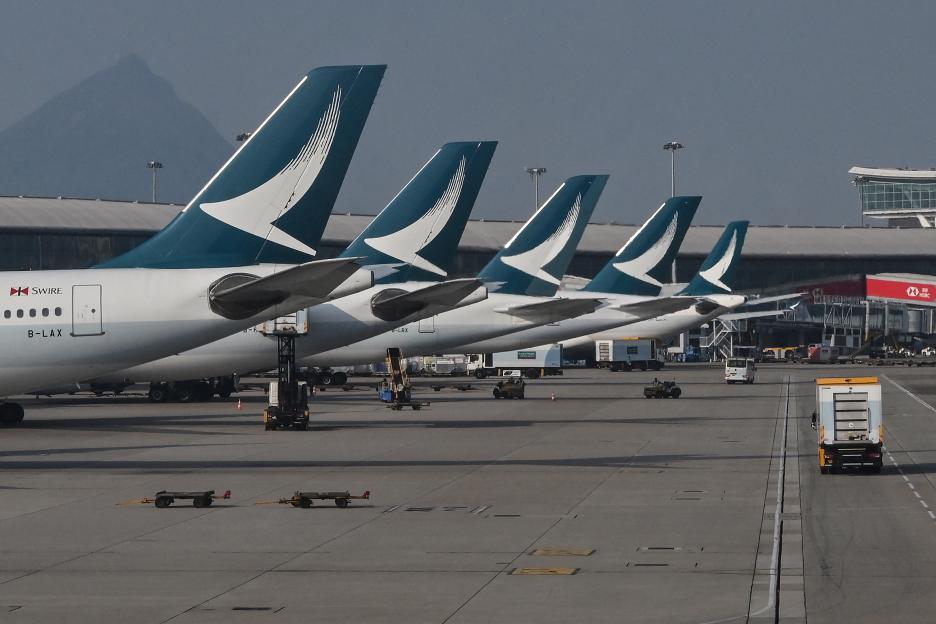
[144,489,231,508]
[269,490,370,508]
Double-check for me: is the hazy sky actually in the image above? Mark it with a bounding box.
[1,1,934,226]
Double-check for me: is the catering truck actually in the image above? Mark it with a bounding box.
[467,344,562,379]
[813,376,883,474]
[595,339,663,371]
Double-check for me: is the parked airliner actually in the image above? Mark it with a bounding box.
[0,64,385,425]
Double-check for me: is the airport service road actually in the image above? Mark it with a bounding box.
[800,365,936,624]
[0,365,932,623]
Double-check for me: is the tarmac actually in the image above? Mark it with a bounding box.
[2,363,936,623]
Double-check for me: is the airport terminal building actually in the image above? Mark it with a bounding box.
[3,195,936,292]
[851,166,936,228]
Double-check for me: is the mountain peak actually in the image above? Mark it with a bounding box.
[0,56,233,203]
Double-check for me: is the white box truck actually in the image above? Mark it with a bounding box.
[468,344,562,379]
[813,376,883,474]
[595,338,663,371]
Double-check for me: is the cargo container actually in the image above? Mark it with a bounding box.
[595,339,663,371]
[467,344,562,379]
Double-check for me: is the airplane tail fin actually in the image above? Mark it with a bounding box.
[341,141,497,282]
[101,65,386,269]
[583,196,700,296]
[678,221,749,296]
[478,175,609,296]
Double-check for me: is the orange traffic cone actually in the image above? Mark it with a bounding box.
[236,399,242,410]
[550,393,557,401]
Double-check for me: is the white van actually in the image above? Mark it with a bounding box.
[725,358,756,384]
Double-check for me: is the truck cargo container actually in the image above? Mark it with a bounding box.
[468,344,562,379]
[595,338,663,371]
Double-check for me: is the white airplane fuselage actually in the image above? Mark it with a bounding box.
[0,265,354,397]
[89,281,487,383]
[456,293,746,353]
[305,293,579,367]
[560,298,745,350]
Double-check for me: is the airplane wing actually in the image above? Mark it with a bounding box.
[371,278,485,319]
[494,298,603,323]
[738,292,805,307]
[209,257,365,320]
[609,296,696,318]
[718,309,792,321]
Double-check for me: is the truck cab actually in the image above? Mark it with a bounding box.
[725,358,755,384]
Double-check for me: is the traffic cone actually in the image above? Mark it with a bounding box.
[550,393,557,401]
[236,399,242,410]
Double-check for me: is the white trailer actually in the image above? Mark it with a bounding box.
[468,344,562,379]
[813,376,883,473]
[595,338,663,371]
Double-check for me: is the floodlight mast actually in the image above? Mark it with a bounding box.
[663,141,683,197]
[146,161,163,203]
[525,167,547,212]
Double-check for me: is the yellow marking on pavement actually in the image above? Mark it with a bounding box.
[510,567,579,575]
[530,548,594,556]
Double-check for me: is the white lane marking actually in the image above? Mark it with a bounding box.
[883,374,936,413]
[880,375,936,524]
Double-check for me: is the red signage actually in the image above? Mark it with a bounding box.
[866,276,936,304]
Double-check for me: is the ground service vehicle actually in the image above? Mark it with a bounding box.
[725,358,756,384]
[469,344,562,379]
[492,375,525,399]
[377,348,428,410]
[808,344,840,363]
[596,339,662,371]
[813,377,883,473]
[643,379,681,399]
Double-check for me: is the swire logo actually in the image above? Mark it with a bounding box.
[10,287,27,296]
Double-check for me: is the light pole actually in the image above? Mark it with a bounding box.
[146,161,163,203]
[663,141,683,197]
[525,167,547,211]
[663,141,688,356]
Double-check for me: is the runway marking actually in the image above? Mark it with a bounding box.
[883,374,936,414]
[881,374,936,525]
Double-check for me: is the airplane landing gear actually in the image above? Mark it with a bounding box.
[0,402,25,427]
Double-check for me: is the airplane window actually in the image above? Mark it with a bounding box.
[55,307,62,316]
[3,310,9,319]
[42,308,49,317]
[29,309,36,317]
[16,309,23,318]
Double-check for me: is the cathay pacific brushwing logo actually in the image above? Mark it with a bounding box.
[698,229,738,291]
[611,211,678,287]
[500,194,581,285]
[199,86,342,256]
[363,156,467,276]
